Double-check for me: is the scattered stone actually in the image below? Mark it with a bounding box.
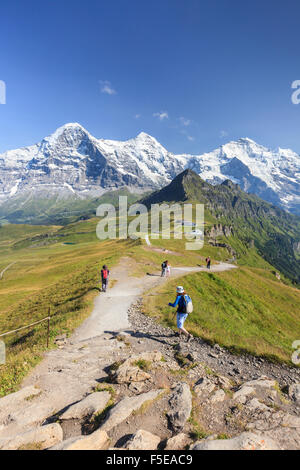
[167,383,192,432]
[125,429,160,450]
[49,429,109,450]
[60,392,111,421]
[0,423,63,450]
[191,432,279,450]
[208,352,219,359]
[165,433,189,450]
[100,389,163,432]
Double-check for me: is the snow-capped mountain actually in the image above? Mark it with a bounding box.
[0,123,299,214]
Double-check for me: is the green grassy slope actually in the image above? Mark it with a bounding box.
[0,219,135,395]
[0,188,143,226]
[143,265,300,364]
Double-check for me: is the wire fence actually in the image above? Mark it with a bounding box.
[0,311,51,348]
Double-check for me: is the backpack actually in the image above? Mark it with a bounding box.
[183,295,193,314]
[102,269,108,279]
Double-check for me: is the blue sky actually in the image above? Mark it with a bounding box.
[0,0,300,154]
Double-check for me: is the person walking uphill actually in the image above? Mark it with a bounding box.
[206,257,211,269]
[101,265,110,292]
[168,286,193,341]
[161,260,167,277]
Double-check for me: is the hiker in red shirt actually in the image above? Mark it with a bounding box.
[101,265,110,292]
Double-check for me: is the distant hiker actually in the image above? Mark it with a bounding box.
[166,261,171,277]
[206,257,211,269]
[101,265,110,292]
[168,286,193,341]
[161,260,167,277]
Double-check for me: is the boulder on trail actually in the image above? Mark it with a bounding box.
[113,364,151,384]
[0,400,56,437]
[60,391,111,421]
[243,377,276,390]
[100,389,164,432]
[194,377,215,397]
[209,389,226,404]
[233,385,255,404]
[246,398,271,412]
[124,429,161,450]
[216,375,232,390]
[165,433,189,450]
[49,429,109,450]
[0,423,63,450]
[191,432,279,450]
[111,351,162,384]
[0,385,41,412]
[167,383,192,433]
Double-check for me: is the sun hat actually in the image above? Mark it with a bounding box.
[176,286,184,294]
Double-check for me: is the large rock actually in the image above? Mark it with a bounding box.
[0,401,56,437]
[60,392,111,420]
[0,386,41,412]
[113,365,151,384]
[191,432,279,450]
[112,351,161,384]
[194,378,215,397]
[0,423,63,450]
[243,377,276,390]
[288,384,300,404]
[217,376,232,389]
[49,429,109,450]
[101,389,163,432]
[246,398,270,412]
[167,383,192,432]
[233,386,255,404]
[165,433,189,450]
[125,429,160,450]
[210,389,226,404]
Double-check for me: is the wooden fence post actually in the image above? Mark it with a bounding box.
[47,307,50,348]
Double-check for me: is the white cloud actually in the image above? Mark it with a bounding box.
[99,80,117,95]
[134,114,141,119]
[153,111,169,121]
[179,117,191,127]
[180,128,195,141]
[220,130,228,138]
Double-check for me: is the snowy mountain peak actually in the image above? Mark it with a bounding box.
[0,123,299,215]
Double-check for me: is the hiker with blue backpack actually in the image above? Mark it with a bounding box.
[168,286,193,342]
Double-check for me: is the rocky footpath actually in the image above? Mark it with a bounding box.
[0,299,299,450]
